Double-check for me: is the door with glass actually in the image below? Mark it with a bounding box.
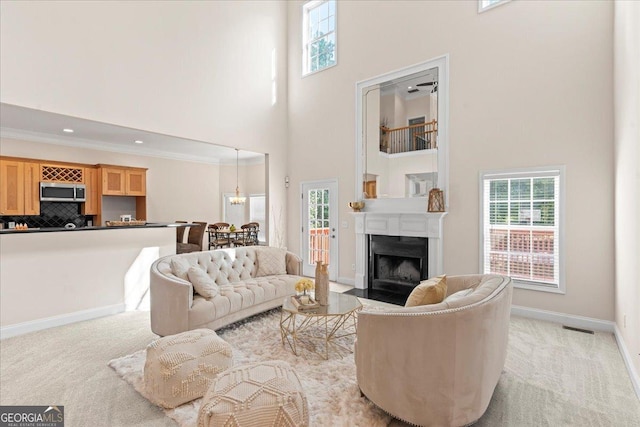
[301,180,338,280]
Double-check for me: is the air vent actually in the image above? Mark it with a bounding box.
[562,325,594,334]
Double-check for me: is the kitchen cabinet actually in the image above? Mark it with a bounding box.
[83,167,99,215]
[100,167,146,196]
[23,162,40,215]
[126,169,146,196]
[0,160,39,216]
[101,167,126,195]
[0,160,25,215]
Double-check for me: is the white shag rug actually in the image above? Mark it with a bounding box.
[108,308,391,427]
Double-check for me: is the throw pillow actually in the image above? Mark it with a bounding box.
[405,275,447,307]
[170,257,191,281]
[187,266,220,298]
[256,247,287,276]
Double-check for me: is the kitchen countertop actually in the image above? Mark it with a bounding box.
[0,222,191,234]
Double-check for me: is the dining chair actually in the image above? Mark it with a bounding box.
[177,221,207,254]
[175,221,188,244]
[209,222,231,249]
[234,223,258,246]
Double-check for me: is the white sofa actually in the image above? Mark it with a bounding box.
[150,246,302,336]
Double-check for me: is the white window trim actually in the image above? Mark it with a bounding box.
[478,0,512,14]
[302,0,337,77]
[478,165,566,294]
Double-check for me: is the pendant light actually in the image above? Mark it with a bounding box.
[230,148,246,205]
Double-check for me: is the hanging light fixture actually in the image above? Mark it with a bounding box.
[230,148,246,205]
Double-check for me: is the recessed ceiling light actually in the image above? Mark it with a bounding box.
[408,86,412,89]
[63,128,74,133]
[134,140,144,144]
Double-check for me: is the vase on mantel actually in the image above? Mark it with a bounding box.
[314,261,329,306]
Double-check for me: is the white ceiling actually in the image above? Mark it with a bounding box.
[0,103,264,165]
[380,67,438,98]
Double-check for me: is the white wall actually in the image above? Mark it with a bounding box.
[0,0,287,245]
[614,0,640,377]
[288,0,615,320]
[0,227,175,329]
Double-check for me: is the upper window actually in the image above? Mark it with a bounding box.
[480,167,564,293]
[303,0,337,76]
[478,0,511,13]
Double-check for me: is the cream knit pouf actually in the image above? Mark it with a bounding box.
[144,329,233,409]
[197,360,309,427]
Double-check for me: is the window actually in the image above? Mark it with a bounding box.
[480,167,564,293]
[303,0,336,75]
[478,0,511,13]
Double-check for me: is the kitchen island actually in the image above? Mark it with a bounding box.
[0,223,181,338]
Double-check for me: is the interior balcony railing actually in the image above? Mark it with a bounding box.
[380,119,438,154]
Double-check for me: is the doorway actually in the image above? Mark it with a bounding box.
[301,180,338,280]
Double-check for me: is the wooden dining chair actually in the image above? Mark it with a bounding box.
[209,222,231,249]
[234,223,258,246]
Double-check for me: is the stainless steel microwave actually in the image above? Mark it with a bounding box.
[40,182,86,202]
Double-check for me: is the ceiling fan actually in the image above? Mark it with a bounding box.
[410,81,438,93]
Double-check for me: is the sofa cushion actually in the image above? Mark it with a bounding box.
[405,275,447,307]
[187,266,220,298]
[443,287,474,308]
[170,257,192,281]
[256,247,287,276]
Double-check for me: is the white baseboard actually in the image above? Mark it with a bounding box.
[337,276,355,287]
[614,324,640,400]
[510,305,615,332]
[0,304,126,340]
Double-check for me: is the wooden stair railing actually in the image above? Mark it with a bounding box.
[380,119,438,154]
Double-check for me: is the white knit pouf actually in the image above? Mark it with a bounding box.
[144,329,232,409]
[197,360,308,427]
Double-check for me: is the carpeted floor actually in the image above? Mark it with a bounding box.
[1,305,639,427]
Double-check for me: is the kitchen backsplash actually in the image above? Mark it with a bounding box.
[0,202,90,228]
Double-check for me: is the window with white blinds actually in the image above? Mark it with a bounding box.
[480,167,565,293]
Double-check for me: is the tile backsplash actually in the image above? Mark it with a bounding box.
[0,202,90,228]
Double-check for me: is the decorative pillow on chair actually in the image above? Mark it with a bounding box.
[187,266,220,298]
[256,247,287,276]
[405,275,447,307]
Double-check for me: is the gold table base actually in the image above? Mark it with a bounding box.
[280,307,360,360]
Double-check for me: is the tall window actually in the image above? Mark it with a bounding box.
[303,0,337,76]
[480,167,564,293]
[478,0,511,13]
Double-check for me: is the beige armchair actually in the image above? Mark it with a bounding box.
[355,274,513,427]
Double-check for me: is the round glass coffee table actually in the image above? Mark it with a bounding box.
[280,292,362,360]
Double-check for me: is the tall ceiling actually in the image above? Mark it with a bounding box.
[0,103,264,165]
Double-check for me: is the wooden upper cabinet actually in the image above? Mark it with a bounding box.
[23,162,40,215]
[0,160,25,215]
[101,167,126,195]
[100,166,146,196]
[126,169,146,196]
[84,167,99,215]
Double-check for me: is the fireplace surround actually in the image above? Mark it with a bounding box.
[350,212,447,304]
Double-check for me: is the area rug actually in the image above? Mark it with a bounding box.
[108,308,391,427]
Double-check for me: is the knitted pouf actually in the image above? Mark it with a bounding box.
[144,329,232,409]
[197,360,308,427]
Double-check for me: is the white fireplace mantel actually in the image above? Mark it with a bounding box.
[353,212,447,289]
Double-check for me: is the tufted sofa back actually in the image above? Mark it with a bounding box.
[156,247,260,286]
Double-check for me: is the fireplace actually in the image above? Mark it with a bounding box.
[349,212,446,305]
[369,235,428,295]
